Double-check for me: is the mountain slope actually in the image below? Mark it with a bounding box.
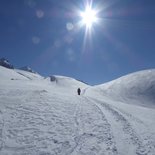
[0,67,155,155]
[19,66,37,74]
[87,69,155,108]
[0,58,14,69]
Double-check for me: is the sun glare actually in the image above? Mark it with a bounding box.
[76,1,101,53]
[80,5,98,29]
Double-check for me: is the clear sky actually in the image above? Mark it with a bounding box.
[0,0,155,85]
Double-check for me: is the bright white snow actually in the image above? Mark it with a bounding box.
[0,66,155,155]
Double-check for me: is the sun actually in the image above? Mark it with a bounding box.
[80,4,98,30]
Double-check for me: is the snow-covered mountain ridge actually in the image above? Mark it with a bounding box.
[0,65,87,93]
[19,66,37,74]
[0,58,38,74]
[0,58,14,69]
[0,65,155,155]
[87,69,155,108]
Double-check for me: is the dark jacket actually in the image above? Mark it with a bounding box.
[77,88,81,95]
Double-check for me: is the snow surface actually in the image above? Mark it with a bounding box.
[19,66,37,74]
[0,66,155,155]
[87,69,155,108]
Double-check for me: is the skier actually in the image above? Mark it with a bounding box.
[77,88,81,95]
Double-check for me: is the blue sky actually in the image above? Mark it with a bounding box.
[0,0,155,85]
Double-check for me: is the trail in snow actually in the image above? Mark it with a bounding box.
[71,96,118,155]
[16,72,32,80]
[86,97,155,155]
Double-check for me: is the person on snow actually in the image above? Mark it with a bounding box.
[77,88,81,95]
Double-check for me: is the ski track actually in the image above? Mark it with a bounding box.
[114,106,144,125]
[16,72,32,80]
[87,97,155,155]
[70,97,118,155]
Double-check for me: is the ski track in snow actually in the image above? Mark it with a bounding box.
[70,96,118,155]
[86,97,155,155]
[16,72,32,80]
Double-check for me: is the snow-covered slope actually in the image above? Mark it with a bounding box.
[0,66,43,81]
[46,75,87,92]
[15,69,43,80]
[0,66,28,80]
[0,66,155,155]
[87,69,155,108]
[19,66,37,74]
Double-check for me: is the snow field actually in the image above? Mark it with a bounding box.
[0,66,155,155]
